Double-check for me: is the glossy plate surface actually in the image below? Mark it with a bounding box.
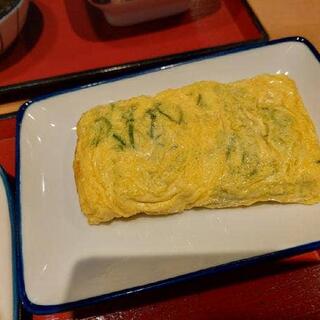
[0,167,17,320]
[17,38,320,313]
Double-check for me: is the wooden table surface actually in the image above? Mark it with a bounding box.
[249,0,320,50]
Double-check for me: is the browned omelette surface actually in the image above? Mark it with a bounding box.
[74,74,320,224]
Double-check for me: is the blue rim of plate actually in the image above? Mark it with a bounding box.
[15,36,320,314]
[0,166,19,320]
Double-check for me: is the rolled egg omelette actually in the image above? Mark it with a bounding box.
[73,74,320,224]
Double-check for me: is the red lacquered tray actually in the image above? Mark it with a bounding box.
[1,116,320,319]
[0,0,267,100]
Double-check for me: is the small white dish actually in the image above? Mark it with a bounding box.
[0,167,18,320]
[16,37,320,314]
[0,0,29,54]
[88,0,191,27]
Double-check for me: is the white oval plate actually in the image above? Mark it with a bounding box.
[0,167,18,320]
[16,37,320,314]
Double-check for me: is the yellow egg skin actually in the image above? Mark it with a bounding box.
[73,75,320,224]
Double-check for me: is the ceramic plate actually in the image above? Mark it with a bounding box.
[0,167,18,320]
[16,37,320,314]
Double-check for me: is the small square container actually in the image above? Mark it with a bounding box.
[88,0,191,26]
